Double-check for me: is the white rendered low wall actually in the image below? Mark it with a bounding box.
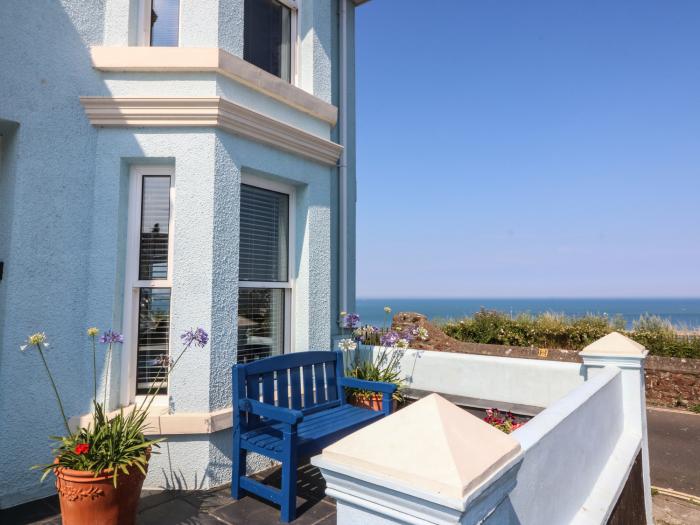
[322,334,651,524]
[501,366,635,524]
[362,346,585,409]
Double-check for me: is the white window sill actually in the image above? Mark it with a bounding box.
[68,404,233,436]
[89,47,338,125]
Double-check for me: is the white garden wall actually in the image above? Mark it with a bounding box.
[322,335,651,524]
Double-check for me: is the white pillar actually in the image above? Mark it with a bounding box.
[579,332,652,525]
[312,394,523,525]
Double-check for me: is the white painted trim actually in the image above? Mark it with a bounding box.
[80,96,342,166]
[136,0,150,46]
[291,3,299,87]
[120,165,175,407]
[275,0,300,86]
[240,173,296,355]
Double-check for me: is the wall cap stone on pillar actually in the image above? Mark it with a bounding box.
[580,332,649,369]
[313,394,524,524]
[321,393,521,501]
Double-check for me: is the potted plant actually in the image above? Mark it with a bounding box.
[337,307,429,411]
[483,408,525,433]
[21,325,208,525]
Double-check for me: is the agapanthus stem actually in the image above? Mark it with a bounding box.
[91,336,97,412]
[36,344,71,435]
[138,343,191,414]
[103,342,113,409]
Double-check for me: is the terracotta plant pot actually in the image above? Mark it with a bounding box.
[349,393,397,412]
[54,455,149,525]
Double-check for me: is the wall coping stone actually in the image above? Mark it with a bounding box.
[321,393,521,501]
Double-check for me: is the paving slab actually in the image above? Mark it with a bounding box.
[653,493,700,525]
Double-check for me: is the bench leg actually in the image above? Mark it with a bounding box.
[280,430,298,523]
[231,427,246,500]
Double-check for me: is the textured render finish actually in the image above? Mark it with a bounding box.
[0,0,348,507]
[102,0,133,45]
[180,0,220,48]
[300,0,334,103]
[218,0,245,57]
[0,0,107,508]
[322,394,521,500]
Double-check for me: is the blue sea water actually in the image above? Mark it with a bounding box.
[355,298,700,330]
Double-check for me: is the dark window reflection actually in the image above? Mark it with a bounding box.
[244,0,291,81]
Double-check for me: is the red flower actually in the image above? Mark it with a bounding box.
[74,443,89,455]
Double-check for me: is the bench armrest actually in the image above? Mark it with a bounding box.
[339,377,397,395]
[238,398,304,425]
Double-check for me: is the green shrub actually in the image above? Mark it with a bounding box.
[440,309,700,359]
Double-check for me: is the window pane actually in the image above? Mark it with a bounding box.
[139,176,171,280]
[243,0,292,81]
[237,288,284,363]
[151,0,180,47]
[239,184,289,282]
[136,288,171,395]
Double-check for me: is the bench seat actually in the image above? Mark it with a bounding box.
[242,403,384,458]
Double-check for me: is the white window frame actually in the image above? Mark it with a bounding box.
[137,0,183,47]
[278,0,299,86]
[239,173,295,356]
[120,165,176,407]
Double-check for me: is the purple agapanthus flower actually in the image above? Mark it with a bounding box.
[181,327,209,348]
[342,313,361,329]
[401,326,419,341]
[99,330,124,344]
[150,355,172,367]
[380,330,400,347]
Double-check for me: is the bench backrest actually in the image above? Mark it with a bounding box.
[233,351,346,428]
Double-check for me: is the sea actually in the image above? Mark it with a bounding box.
[355,298,700,330]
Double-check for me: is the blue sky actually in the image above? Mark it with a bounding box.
[354,0,700,299]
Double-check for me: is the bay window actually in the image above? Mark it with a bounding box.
[123,166,175,403]
[244,0,297,83]
[237,178,293,363]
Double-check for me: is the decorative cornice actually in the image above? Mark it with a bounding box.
[90,47,338,125]
[80,96,343,166]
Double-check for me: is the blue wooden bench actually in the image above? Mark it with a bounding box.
[231,350,397,522]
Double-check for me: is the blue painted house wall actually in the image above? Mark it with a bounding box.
[0,0,358,507]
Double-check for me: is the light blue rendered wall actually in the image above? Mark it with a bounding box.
[0,0,352,507]
[0,0,108,507]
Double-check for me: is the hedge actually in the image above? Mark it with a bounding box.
[439,309,700,359]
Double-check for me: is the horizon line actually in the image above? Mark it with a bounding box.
[356,296,700,300]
